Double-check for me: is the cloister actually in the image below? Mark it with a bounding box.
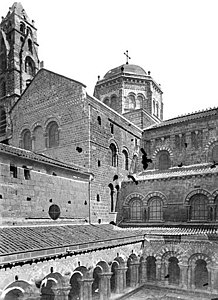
[2,243,218,300]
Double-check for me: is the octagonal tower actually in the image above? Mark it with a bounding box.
[94,64,163,129]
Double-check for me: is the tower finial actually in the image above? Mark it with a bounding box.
[124,50,131,65]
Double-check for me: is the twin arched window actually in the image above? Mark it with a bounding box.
[124,93,143,112]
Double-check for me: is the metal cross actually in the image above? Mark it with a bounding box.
[124,50,131,64]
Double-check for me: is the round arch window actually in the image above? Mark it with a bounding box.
[212,145,218,163]
[49,204,60,220]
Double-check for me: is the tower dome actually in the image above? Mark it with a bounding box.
[104,64,147,79]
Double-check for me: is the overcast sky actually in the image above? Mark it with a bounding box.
[1,0,218,120]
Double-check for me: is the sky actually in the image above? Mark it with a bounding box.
[1,0,218,120]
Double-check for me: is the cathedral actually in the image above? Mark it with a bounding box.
[0,2,218,300]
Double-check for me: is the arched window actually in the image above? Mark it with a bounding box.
[148,197,163,221]
[146,256,156,281]
[47,121,59,148]
[124,97,129,112]
[194,259,208,289]
[168,257,180,285]
[190,194,208,221]
[128,94,135,110]
[27,27,32,36]
[33,126,44,151]
[22,129,32,150]
[103,98,109,106]
[136,95,143,109]
[156,103,159,117]
[97,116,101,125]
[158,150,171,170]
[215,195,218,221]
[130,199,142,220]
[122,149,128,170]
[212,145,218,163]
[110,95,117,111]
[20,22,25,34]
[0,81,6,97]
[25,56,35,76]
[28,39,33,53]
[109,143,118,167]
[0,107,6,136]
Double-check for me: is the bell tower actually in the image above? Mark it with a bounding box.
[0,2,40,109]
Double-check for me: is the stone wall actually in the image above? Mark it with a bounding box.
[0,151,90,225]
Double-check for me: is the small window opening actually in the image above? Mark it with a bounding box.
[10,164,17,178]
[27,197,31,201]
[97,116,101,125]
[84,200,87,205]
[0,195,2,199]
[23,166,30,180]
[52,172,57,176]
[68,200,71,204]
[98,160,101,167]
[49,199,52,203]
[98,219,101,224]
[110,123,114,134]
[97,194,100,202]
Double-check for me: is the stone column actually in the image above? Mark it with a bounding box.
[179,264,188,289]
[210,267,218,293]
[115,267,127,293]
[51,285,71,300]
[99,272,112,300]
[129,262,140,287]
[140,261,147,284]
[79,278,93,300]
[156,262,162,282]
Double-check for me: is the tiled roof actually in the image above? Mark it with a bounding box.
[118,224,218,236]
[0,143,89,175]
[146,106,218,130]
[135,163,217,181]
[0,224,144,257]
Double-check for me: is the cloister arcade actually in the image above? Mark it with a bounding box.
[2,246,218,300]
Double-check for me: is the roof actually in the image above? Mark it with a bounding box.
[104,64,147,79]
[1,224,217,261]
[0,224,144,264]
[10,68,86,112]
[135,163,218,181]
[0,143,89,175]
[118,224,218,236]
[146,106,218,130]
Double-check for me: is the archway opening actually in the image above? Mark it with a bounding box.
[92,266,102,300]
[194,259,208,289]
[146,256,156,282]
[4,289,23,300]
[110,261,118,293]
[40,279,55,300]
[69,272,82,300]
[168,257,180,285]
